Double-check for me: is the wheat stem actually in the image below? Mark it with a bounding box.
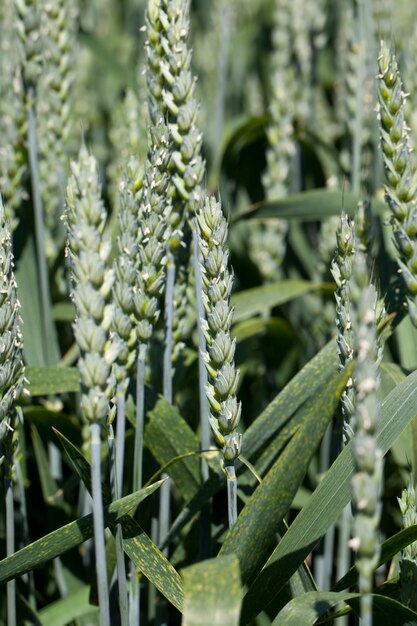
[90,422,110,626]
[108,423,129,625]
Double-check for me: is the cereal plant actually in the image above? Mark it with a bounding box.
[2,1,417,625]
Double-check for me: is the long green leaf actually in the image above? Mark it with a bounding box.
[26,366,80,395]
[0,484,162,584]
[232,189,386,223]
[232,281,329,323]
[241,369,417,623]
[145,398,201,501]
[182,556,242,626]
[55,429,184,612]
[220,364,353,583]
[15,235,46,366]
[272,591,358,625]
[39,586,98,625]
[271,591,417,626]
[347,594,417,626]
[242,340,338,461]
[163,341,339,547]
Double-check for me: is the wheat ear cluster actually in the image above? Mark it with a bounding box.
[197,196,241,476]
[0,199,26,448]
[14,0,43,94]
[64,145,116,425]
[250,0,295,284]
[377,41,417,326]
[0,3,26,228]
[146,0,204,240]
[38,0,77,262]
[331,212,356,437]
[112,123,172,387]
[133,124,172,341]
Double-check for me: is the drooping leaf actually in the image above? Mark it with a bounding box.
[271,591,417,626]
[231,189,387,223]
[347,594,417,626]
[54,429,184,611]
[220,364,353,582]
[181,556,242,626]
[242,340,339,461]
[271,591,358,625]
[0,485,162,585]
[241,369,417,623]
[26,366,80,396]
[30,426,70,513]
[163,341,340,548]
[232,281,329,323]
[145,398,201,501]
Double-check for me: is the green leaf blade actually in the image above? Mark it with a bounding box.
[220,364,352,583]
[182,556,242,626]
[242,369,417,623]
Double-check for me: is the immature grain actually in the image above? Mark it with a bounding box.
[331,213,356,436]
[0,197,26,626]
[37,0,77,264]
[65,145,116,425]
[197,196,241,527]
[107,88,147,212]
[14,0,43,95]
[146,0,204,235]
[377,42,417,327]
[145,0,208,377]
[0,3,26,228]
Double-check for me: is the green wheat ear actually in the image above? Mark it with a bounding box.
[0,3,26,229]
[37,0,77,265]
[197,196,241,527]
[377,41,417,326]
[64,144,116,424]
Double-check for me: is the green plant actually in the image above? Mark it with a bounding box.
[3,3,417,626]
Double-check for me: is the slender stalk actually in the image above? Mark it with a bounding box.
[160,257,175,526]
[130,342,148,626]
[27,94,54,365]
[133,343,148,494]
[227,466,237,529]
[115,388,126,498]
[108,423,129,626]
[163,258,175,404]
[5,460,16,626]
[90,422,110,626]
